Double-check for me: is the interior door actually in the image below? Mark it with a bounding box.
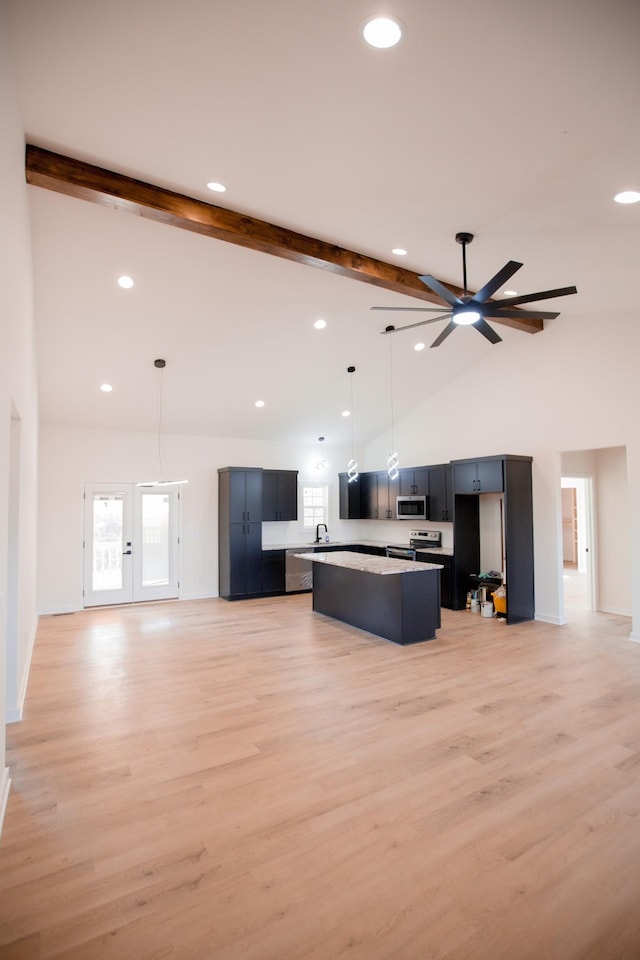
[83,483,180,606]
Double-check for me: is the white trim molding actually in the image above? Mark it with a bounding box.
[535,613,567,626]
[0,768,10,836]
[6,612,38,724]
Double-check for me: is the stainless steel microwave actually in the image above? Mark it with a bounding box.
[396,495,428,520]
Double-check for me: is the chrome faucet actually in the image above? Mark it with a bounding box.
[315,523,328,543]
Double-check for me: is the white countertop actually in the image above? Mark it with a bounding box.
[263,539,389,551]
[263,539,454,556]
[294,550,444,576]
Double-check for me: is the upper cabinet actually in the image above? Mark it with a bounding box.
[339,472,363,519]
[427,464,453,522]
[452,457,504,494]
[362,471,399,519]
[399,467,429,497]
[262,469,298,521]
[226,466,263,523]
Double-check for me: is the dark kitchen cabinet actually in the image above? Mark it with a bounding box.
[362,471,399,519]
[262,549,285,594]
[417,552,453,609]
[399,467,428,497]
[358,545,386,557]
[361,472,378,519]
[262,469,298,521]
[451,455,534,623]
[218,467,263,599]
[452,457,504,494]
[427,464,453,523]
[339,472,363,519]
[377,471,399,519]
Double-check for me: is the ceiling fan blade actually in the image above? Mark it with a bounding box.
[486,308,560,321]
[488,285,578,308]
[474,318,503,344]
[430,320,457,348]
[471,261,523,304]
[370,306,453,313]
[418,275,461,308]
[380,313,452,334]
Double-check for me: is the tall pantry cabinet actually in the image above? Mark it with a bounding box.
[218,467,263,599]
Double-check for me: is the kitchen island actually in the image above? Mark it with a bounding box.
[295,551,443,645]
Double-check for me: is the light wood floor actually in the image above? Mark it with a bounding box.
[2,597,640,960]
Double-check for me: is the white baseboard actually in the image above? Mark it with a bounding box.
[535,613,567,626]
[38,604,81,616]
[0,768,10,837]
[179,591,217,601]
[599,605,632,618]
[5,612,38,725]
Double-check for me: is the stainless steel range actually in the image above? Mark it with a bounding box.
[385,529,442,560]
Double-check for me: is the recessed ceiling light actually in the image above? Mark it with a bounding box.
[255,400,265,408]
[314,318,327,329]
[504,289,518,297]
[342,410,351,417]
[392,248,407,256]
[117,275,134,289]
[414,342,425,351]
[614,190,640,204]
[100,383,113,392]
[363,16,404,48]
[207,181,227,193]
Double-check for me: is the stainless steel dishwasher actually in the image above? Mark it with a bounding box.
[285,549,314,592]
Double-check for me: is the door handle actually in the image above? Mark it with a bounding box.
[123,549,132,555]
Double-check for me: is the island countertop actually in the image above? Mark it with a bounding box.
[294,550,443,576]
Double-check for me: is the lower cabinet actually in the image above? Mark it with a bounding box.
[262,549,285,594]
[358,545,386,557]
[223,522,263,598]
[417,553,453,609]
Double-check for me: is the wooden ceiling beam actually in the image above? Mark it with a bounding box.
[25,145,542,335]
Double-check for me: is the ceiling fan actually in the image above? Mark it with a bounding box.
[372,232,577,347]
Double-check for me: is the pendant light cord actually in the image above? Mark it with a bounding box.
[157,364,165,481]
[388,335,395,453]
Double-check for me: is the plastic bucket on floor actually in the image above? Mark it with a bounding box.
[481,601,494,618]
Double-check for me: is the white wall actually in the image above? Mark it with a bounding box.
[595,447,630,616]
[363,312,640,636]
[0,1,40,829]
[37,427,360,613]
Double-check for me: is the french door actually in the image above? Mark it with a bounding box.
[83,482,180,607]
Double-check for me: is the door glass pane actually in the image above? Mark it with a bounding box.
[92,495,124,591]
[141,493,170,586]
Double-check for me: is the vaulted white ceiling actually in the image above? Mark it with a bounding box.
[6,0,640,444]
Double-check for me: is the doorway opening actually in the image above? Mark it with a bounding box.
[561,476,594,612]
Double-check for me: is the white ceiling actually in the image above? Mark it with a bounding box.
[6,0,640,445]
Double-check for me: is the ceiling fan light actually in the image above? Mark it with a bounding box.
[453,308,481,326]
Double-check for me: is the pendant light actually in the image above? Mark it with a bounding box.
[315,436,328,472]
[137,359,188,488]
[386,327,399,479]
[346,365,359,483]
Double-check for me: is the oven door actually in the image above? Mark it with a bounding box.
[385,546,417,561]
